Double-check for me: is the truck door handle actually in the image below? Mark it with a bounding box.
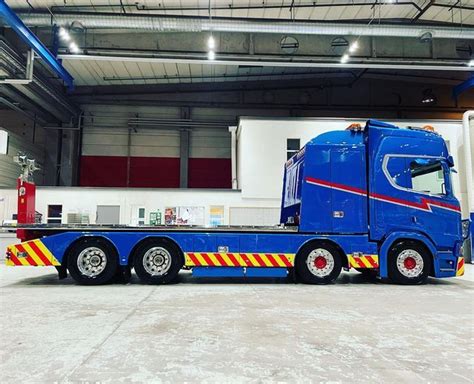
[412,216,417,224]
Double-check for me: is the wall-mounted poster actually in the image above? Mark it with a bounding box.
[164,207,177,225]
[209,206,224,226]
[177,206,205,226]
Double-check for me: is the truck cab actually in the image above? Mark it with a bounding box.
[281,120,464,283]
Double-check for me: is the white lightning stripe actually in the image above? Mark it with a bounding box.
[369,196,412,209]
[306,180,367,196]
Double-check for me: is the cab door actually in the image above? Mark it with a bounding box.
[403,158,461,248]
[371,154,461,248]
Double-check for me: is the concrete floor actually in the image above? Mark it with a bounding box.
[0,265,473,384]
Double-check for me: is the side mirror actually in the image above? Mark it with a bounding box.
[447,155,455,167]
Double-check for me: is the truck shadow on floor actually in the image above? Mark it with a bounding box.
[3,271,461,287]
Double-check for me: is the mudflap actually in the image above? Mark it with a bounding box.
[114,265,132,284]
[55,265,67,280]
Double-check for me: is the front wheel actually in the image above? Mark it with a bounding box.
[388,241,430,285]
[296,242,342,284]
[67,238,118,285]
[133,239,183,284]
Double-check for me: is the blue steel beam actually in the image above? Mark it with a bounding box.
[453,76,474,101]
[0,0,74,90]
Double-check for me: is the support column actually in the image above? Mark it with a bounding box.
[229,126,238,190]
[179,107,190,188]
[179,128,190,188]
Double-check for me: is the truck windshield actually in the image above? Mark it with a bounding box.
[410,159,446,195]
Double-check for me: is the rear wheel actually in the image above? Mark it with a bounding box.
[388,240,430,285]
[296,242,342,284]
[133,239,183,284]
[67,238,118,285]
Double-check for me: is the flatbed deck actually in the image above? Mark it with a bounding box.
[1,224,299,233]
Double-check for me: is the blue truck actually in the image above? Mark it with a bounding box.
[6,120,469,285]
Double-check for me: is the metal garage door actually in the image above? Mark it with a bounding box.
[96,205,120,224]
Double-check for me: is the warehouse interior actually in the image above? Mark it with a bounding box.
[0,1,473,383]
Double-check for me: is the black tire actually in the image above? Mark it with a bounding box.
[388,240,430,285]
[133,239,183,284]
[67,237,118,285]
[296,242,343,284]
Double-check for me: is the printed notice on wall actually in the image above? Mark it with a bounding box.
[209,205,224,226]
[164,207,177,225]
[177,206,205,226]
[209,206,224,226]
[165,206,205,226]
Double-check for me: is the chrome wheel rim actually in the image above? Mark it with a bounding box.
[77,247,107,277]
[306,248,334,277]
[143,247,171,276]
[396,249,424,278]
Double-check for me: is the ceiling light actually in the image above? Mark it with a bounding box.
[58,27,70,42]
[208,50,215,60]
[69,42,80,54]
[208,35,215,50]
[469,59,474,66]
[349,41,359,53]
[340,54,349,63]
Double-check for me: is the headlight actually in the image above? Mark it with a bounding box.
[461,220,471,240]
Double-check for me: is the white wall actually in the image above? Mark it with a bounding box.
[237,117,471,218]
[0,187,280,227]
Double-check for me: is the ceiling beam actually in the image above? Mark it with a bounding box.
[59,53,474,72]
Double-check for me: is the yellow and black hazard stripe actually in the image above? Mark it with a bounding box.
[456,257,465,276]
[185,252,295,268]
[6,239,60,266]
[348,254,379,269]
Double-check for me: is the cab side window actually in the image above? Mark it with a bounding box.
[409,159,446,195]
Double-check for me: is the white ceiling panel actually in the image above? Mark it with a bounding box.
[62,57,351,87]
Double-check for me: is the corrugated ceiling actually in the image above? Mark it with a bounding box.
[63,59,348,86]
